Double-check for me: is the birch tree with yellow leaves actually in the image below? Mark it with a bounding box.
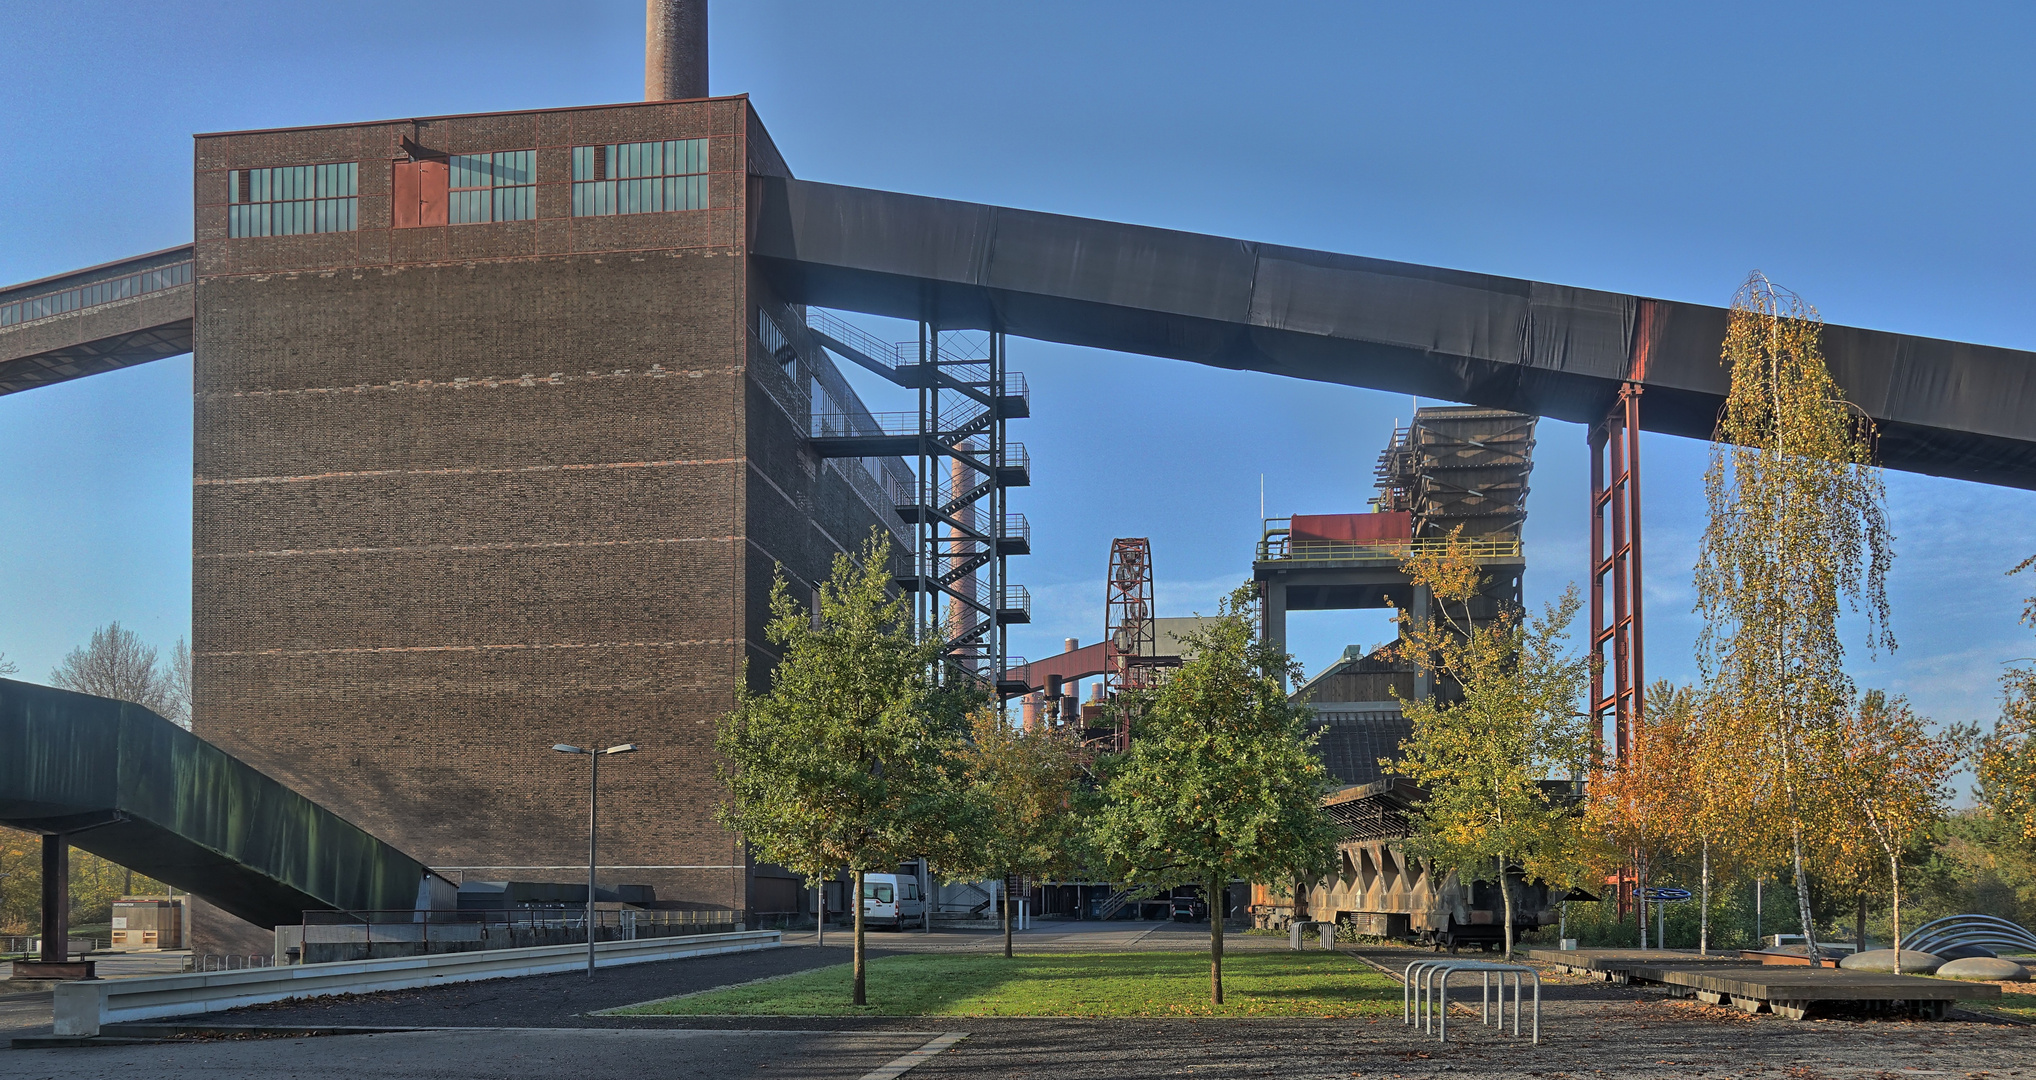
[1694,273,1895,963]
[1389,532,1594,958]
[1823,691,1964,972]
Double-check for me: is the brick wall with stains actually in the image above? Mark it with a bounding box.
[187,97,902,951]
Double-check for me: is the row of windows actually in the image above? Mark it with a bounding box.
[571,139,710,217]
[448,150,536,224]
[0,261,192,328]
[228,164,358,237]
[227,139,711,236]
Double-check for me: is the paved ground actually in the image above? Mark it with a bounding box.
[0,1028,951,1080]
[6,927,2032,1078]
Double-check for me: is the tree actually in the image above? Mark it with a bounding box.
[716,531,981,1007]
[1824,691,1964,973]
[1586,682,1697,949]
[1693,273,1895,963]
[0,653,18,677]
[48,622,175,717]
[1978,558,2036,844]
[1389,532,1593,958]
[164,638,194,729]
[1090,585,1338,1005]
[947,708,1091,957]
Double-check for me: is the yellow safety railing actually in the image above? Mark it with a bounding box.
[1255,528,1522,564]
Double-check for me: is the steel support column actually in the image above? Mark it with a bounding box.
[1591,300,1655,926]
[1590,384,1645,765]
[40,833,69,963]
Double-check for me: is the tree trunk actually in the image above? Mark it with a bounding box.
[1208,878,1225,1005]
[1789,822,1821,964]
[1699,839,1710,956]
[1855,890,1867,955]
[1890,853,1902,976]
[1003,873,1014,959]
[1497,854,1516,960]
[1637,849,1649,950]
[1865,806,1903,975]
[853,869,867,1006]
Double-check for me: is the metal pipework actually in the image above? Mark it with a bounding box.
[645,0,708,101]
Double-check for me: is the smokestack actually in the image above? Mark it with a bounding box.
[645,0,708,101]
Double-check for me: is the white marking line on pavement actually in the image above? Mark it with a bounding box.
[857,1032,967,1080]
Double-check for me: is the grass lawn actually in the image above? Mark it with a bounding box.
[610,951,1401,1018]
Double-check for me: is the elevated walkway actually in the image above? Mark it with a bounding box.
[0,679,440,931]
[0,246,193,396]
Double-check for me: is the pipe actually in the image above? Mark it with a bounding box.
[645,0,708,101]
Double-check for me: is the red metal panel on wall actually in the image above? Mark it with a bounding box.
[391,160,448,228]
[1290,512,1411,543]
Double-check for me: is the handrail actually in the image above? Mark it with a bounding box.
[1257,535,1523,563]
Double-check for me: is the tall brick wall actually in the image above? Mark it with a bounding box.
[188,97,891,948]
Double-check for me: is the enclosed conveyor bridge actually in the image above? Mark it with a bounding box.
[1,679,440,932]
[3,182,2034,487]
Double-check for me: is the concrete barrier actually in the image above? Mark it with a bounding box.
[54,928,781,1036]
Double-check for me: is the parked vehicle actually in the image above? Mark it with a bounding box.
[1171,894,1208,922]
[860,873,927,930]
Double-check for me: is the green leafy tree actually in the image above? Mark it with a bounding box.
[1978,559,2036,844]
[1090,585,1338,1005]
[1694,273,1895,963]
[716,531,982,1006]
[1822,691,1965,972]
[946,708,1092,957]
[1389,533,1593,958]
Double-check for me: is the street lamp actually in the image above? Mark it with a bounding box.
[552,741,639,976]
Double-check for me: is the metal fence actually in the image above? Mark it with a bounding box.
[299,908,740,965]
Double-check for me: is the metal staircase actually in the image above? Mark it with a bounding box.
[1098,883,1163,921]
[805,309,1031,695]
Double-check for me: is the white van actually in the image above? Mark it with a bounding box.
[861,873,927,930]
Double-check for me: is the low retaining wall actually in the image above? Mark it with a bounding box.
[54,928,781,1036]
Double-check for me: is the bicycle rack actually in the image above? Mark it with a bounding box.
[1402,959,1542,1044]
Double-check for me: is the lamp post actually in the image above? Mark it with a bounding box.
[552,741,639,976]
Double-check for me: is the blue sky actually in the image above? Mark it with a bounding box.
[3,2,2034,751]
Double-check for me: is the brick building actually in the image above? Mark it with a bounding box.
[188,96,900,949]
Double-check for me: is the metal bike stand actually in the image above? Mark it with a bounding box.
[1402,959,1542,1045]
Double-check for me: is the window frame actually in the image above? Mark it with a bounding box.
[227,162,359,238]
[446,149,537,225]
[571,138,710,218]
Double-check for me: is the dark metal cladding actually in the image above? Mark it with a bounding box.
[753,177,2036,490]
[0,678,431,928]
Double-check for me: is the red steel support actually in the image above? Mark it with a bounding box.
[1592,300,1655,924]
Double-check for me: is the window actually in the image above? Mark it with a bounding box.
[447,150,536,224]
[228,163,357,237]
[862,883,894,903]
[572,139,708,217]
[756,306,792,361]
[1,260,191,327]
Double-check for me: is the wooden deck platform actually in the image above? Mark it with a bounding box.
[1513,948,2000,1020]
[1631,963,1999,1020]
[1521,947,1746,983]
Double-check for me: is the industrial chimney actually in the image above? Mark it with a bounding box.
[645,0,708,101]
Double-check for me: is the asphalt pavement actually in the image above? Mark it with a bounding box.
[6,927,2033,1079]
